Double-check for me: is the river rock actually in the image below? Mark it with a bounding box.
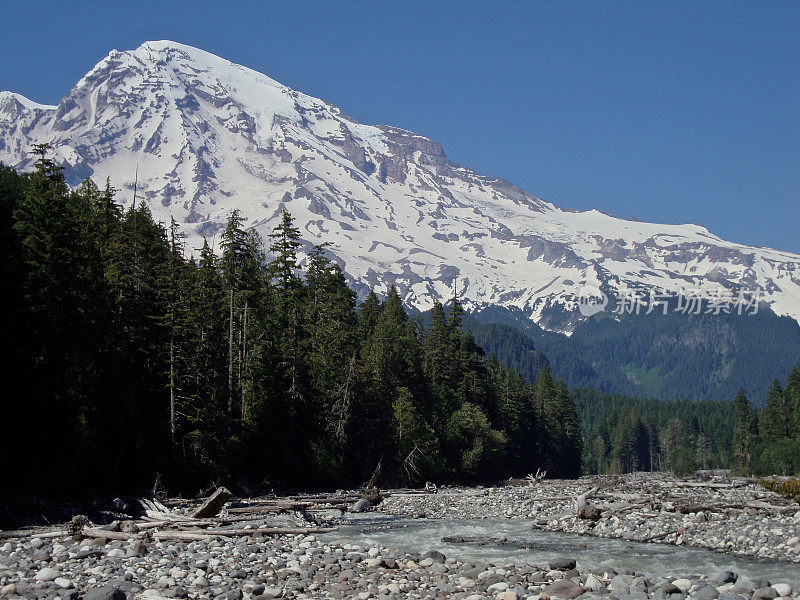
[83,586,127,600]
[673,579,693,592]
[422,550,446,563]
[549,557,577,571]
[35,566,60,581]
[691,585,720,599]
[752,587,778,600]
[541,579,585,599]
[772,583,792,597]
[351,498,372,513]
[709,571,737,585]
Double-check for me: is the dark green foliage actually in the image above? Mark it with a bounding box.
[761,477,800,502]
[574,389,734,475]
[732,389,757,475]
[735,360,800,475]
[0,161,581,500]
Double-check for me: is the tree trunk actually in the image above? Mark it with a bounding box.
[241,300,248,422]
[228,289,234,417]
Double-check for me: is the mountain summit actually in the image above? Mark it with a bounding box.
[2,40,799,331]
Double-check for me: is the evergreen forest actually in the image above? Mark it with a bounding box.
[0,152,581,501]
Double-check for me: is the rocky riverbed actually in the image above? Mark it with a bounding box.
[1,472,798,600]
[380,473,800,564]
[1,528,798,600]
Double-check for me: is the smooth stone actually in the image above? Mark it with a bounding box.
[54,577,75,589]
[498,591,519,600]
[710,572,737,585]
[753,588,778,600]
[35,566,60,581]
[691,586,719,599]
[549,557,577,571]
[83,586,127,600]
[541,579,585,599]
[422,550,446,564]
[772,584,792,597]
[673,579,693,593]
[351,498,372,513]
[585,575,606,592]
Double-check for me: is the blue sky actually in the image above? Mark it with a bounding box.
[1,1,798,252]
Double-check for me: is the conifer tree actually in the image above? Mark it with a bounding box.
[732,389,757,475]
[760,379,788,440]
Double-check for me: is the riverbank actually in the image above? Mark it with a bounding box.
[1,527,797,600]
[380,472,800,563]
[1,472,799,599]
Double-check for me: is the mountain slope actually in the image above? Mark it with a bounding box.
[2,40,799,332]
[464,304,800,402]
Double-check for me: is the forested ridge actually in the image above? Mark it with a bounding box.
[465,303,800,403]
[0,153,581,501]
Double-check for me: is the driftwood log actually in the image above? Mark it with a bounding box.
[192,487,232,518]
[0,529,67,540]
[80,525,335,542]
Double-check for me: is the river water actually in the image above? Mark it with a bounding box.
[319,514,800,587]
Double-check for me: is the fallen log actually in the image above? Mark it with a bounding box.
[192,487,232,518]
[81,528,140,541]
[226,502,313,513]
[0,529,67,540]
[81,524,335,542]
[673,482,748,489]
[150,526,337,542]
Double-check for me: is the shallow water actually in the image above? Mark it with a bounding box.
[320,514,800,586]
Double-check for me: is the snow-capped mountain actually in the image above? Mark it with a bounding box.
[2,40,799,332]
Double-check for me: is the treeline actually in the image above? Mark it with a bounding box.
[733,362,800,475]
[0,154,581,499]
[574,390,734,475]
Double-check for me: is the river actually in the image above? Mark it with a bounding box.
[320,514,800,586]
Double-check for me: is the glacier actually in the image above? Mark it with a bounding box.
[1,40,798,332]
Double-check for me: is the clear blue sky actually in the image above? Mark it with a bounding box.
[1,1,798,252]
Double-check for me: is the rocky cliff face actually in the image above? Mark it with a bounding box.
[2,41,799,332]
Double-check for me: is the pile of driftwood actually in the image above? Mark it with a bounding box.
[0,487,376,543]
